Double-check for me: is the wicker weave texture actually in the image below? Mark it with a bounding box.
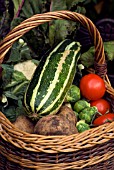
[1,135,114,169]
[0,11,114,169]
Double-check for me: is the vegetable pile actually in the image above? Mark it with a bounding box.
[66,73,113,132]
[0,39,114,135]
[65,73,113,132]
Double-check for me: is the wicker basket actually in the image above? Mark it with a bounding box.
[0,10,114,170]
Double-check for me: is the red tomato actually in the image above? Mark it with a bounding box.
[79,73,106,100]
[90,99,111,115]
[93,113,114,126]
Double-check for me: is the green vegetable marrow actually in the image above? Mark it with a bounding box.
[24,39,81,119]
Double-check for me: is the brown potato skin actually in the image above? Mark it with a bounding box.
[34,106,78,135]
[59,105,77,125]
[13,115,34,133]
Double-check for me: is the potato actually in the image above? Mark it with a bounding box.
[34,106,78,135]
[59,105,77,125]
[13,115,34,133]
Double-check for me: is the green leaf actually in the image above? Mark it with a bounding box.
[1,64,28,92]
[49,20,76,46]
[66,0,86,10]
[80,46,95,68]
[11,17,23,30]
[10,0,87,58]
[1,105,18,122]
[76,6,86,14]
[12,0,22,15]
[0,64,28,122]
[4,91,18,100]
[7,40,32,63]
[11,0,49,58]
[20,0,45,17]
[49,0,86,46]
[20,46,32,60]
[50,0,67,11]
[1,64,14,88]
[12,80,29,97]
[80,41,114,68]
[32,59,40,66]
[13,70,27,82]
[104,41,114,61]
[0,98,26,123]
[8,46,21,62]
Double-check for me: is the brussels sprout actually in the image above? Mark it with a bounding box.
[79,106,98,124]
[73,99,90,113]
[65,85,81,103]
[76,120,90,133]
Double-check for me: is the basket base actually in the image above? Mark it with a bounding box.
[1,153,114,170]
[1,135,114,170]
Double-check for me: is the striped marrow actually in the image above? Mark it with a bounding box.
[24,39,81,119]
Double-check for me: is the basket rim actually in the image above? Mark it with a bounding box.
[1,111,114,153]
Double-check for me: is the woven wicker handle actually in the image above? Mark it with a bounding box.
[0,10,105,64]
